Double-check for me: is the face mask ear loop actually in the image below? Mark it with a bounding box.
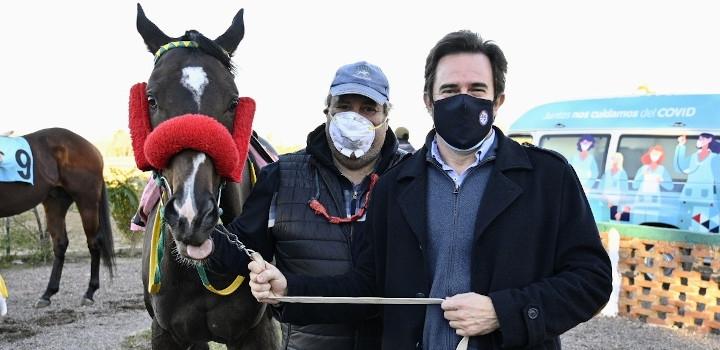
[370,116,388,131]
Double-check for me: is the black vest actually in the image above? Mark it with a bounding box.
[274,152,361,350]
[273,149,407,350]
[274,152,354,276]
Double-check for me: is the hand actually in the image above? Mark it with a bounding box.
[442,292,499,337]
[677,135,686,145]
[248,255,287,305]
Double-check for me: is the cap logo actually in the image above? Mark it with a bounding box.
[479,110,489,125]
[353,65,372,81]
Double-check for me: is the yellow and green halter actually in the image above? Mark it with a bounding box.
[154,41,199,64]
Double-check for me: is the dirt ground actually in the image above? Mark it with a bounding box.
[0,256,719,350]
[1,209,720,349]
[0,255,150,350]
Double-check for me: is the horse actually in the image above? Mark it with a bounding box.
[0,128,115,308]
[132,5,280,349]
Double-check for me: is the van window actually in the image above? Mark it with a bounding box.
[539,134,610,190]
[617,135,693,183]
[509,134,533,145]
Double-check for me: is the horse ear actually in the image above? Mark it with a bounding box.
[214,9,245,56]
[136,3,172,54]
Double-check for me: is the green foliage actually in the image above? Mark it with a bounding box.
[106,168,145,249]
[0,209,51,265]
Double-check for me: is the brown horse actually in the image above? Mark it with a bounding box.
[134,4,280,349]
[0,128,115,308]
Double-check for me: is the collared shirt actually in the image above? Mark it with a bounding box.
[430,129,496,187]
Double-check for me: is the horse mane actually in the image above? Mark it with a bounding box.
[179,30,235,74]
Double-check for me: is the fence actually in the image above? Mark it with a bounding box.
[600,222,720,334]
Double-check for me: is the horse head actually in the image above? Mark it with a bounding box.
[132,4,252,262]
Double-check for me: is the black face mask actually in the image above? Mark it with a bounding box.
[432,94,494,151]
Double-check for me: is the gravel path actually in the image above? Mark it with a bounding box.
[1,256,720,350]
[0,255,151,350]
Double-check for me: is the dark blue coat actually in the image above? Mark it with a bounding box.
[285,128,612,349]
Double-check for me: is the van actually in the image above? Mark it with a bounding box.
[508,94,720,234]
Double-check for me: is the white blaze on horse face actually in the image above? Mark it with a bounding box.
[181,67,209,110]
[174,153,207,224]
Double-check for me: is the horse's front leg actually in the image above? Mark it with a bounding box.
[151,318,209,350]
[36,195,73,308]
[228,308,281,350]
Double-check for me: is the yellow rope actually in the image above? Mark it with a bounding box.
[147,204,163,294]
[203,276,245,296]
[0,274,8,298]
[249,159,257,185]
[197,265,245,296]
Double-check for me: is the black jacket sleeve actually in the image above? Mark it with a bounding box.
[206,162,280,276]
[488,164,612,348]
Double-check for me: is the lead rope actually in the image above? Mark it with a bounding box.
[456,336,469,350]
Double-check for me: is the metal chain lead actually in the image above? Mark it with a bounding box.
[213,224,256,258]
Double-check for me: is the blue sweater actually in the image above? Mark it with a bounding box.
[423,144,496,350]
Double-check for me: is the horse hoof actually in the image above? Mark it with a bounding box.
[34,298,51,308]
[81,297,95,306]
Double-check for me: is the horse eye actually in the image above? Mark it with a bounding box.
[227,99,239,112]
[147,96,157,109]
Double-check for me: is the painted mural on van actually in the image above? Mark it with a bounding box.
[509,94,720,233]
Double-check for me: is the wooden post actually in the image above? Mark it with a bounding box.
[33,207,43,237]
[4,217,9,257]
[33,207,45,263]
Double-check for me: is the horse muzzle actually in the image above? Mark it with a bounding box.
[164,197,219,260]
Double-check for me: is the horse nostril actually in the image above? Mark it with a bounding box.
[198,199,220,226]
[163,199,179,225]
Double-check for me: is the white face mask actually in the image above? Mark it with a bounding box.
[649,151,662,163]
[328,111,382,158]
[580,142,593,152]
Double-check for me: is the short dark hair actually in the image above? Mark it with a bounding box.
[700,133,720,153]
[424,30,507,101]
[576,134,596,151]
[395,127,409,140]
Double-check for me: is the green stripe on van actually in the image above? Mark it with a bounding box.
[597,222,720,245]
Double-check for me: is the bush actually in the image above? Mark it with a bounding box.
[0,208,51,265]
[106,168,145,250]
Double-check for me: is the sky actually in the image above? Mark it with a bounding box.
[2,0,720,149]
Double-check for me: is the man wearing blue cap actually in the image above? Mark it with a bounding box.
[207,61,408,349]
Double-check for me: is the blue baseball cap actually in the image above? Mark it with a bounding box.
[329,61,389,105]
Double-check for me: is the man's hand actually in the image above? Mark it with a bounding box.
[248,256,288,305]
[441,292,499,337]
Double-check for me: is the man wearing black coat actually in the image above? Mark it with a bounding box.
[249,31,612,350]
